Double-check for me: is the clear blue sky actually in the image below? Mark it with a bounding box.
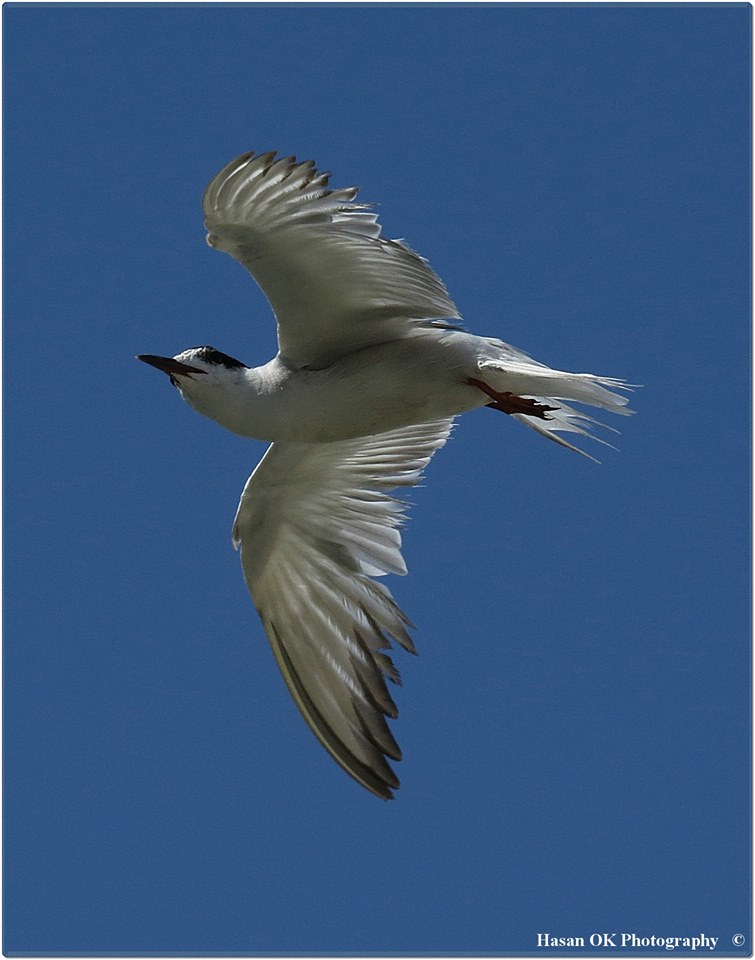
[4,3,751,956]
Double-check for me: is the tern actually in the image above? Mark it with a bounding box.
[139,150,632,799]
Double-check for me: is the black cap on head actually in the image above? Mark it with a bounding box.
[193,346,247,369]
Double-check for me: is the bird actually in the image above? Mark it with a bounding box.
[138,149,633,800]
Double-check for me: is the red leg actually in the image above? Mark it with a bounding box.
[466,377,558,420]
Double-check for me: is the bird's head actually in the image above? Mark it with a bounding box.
[138,345,247,384]
[138,345,250,417]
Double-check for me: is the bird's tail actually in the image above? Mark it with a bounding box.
[477,344,635,462]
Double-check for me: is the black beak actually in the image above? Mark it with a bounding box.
[137,355,207,378]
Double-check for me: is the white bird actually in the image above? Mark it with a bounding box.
[139,150,632,799]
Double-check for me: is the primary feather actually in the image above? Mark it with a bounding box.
[203,151,461,369]
[232,420,453,799]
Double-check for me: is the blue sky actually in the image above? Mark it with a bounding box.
[4,3,751,956]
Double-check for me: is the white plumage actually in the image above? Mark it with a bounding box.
[139,150,633,799]
[232,420,453,798]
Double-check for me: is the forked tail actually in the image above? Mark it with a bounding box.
[476,350,635,462]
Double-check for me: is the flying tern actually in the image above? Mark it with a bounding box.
[139,149,632,799]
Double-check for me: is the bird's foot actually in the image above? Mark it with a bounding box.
[466,377,559,420]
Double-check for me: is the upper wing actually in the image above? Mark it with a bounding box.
[231,418,454,799]
[203,151,461,369]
